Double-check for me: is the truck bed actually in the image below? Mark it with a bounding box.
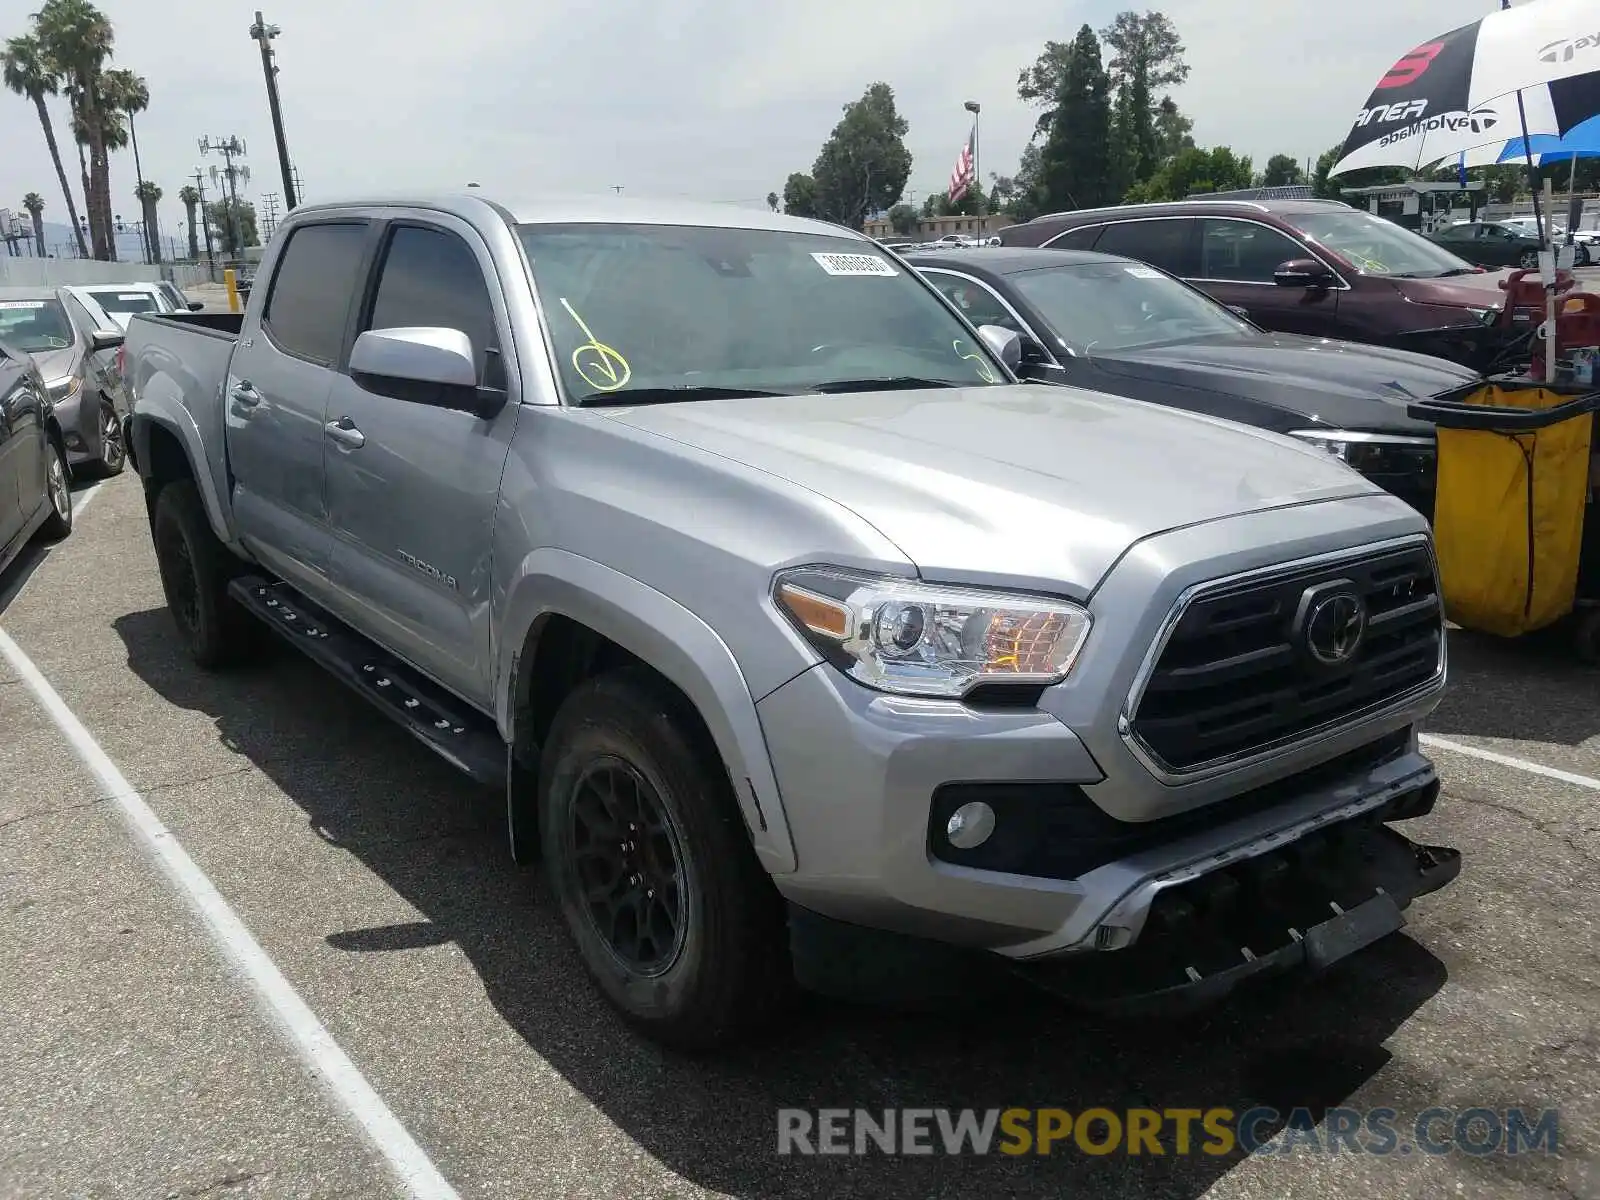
[139,309,244,337]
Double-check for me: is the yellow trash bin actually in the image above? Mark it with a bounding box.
[1408,382,1598,638]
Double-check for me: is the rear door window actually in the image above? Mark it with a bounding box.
[1198,219,1310,282]
[1044,225,1105,252]
[1093,219,1197,275]
[262,221,370,365]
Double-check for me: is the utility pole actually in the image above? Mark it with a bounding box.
[249,12,298,210]
[260,191,281,239]
[964,100,982,216]
[193,167,217,272]
[200,135,250,259]
[291,163,306,205]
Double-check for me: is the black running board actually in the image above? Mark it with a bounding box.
[228,574,507,786]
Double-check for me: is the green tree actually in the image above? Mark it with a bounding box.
[1153,97,1194,161]
[34,0,118,259]
[920,183,988,219]
[887,203,917,235]
[1262,154,1304,188]
[1036,25,1113,211]
[765,191,779,212]
[1101,11,1181,190]
[177,183,200,258]
[809,82,913,230]
[781,172,818,219]
[1,33,88,257]
[1126,145,1253,202]
[207,197,258,256]
[990,143,1044,222]
[133,178,160,262]
[22,191,46,255]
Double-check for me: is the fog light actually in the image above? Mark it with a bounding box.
[946,801,996,849]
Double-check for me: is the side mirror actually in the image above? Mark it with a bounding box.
[976,324,1022,373]
[90,328,124,352]
[187,301,204,311]
[1273,258,1337,289]
[350,326,502,416]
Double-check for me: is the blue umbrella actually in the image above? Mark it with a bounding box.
[1494,113,1600,163]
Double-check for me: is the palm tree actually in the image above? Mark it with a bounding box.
[22,192,46,256]
[134,179,160,263]
[34,0,116,260]
[1,33,88,257]
[102,67,146,192]
[177,184,200,259]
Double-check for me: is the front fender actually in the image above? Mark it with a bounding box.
[496,548,798,874]
[131,382,239,549]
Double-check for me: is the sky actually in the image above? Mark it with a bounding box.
[0,0,1490,251]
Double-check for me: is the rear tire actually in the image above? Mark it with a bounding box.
[36,439,73,542]
[151,479,257,670]
[538,668,792,1051]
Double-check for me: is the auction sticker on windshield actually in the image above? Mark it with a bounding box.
[0,301,46,309]
[812,252,899,277]
[1123,266,1162,279]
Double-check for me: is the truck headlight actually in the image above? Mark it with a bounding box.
[773,567,1092,699]
[45,375,81,403]
[1286,429,1435,469]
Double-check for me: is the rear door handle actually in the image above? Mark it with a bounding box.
[229,381,262,408]
[325,416,365,449]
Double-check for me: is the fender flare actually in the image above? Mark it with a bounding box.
[130,383,238,548]
[496,548,798,874]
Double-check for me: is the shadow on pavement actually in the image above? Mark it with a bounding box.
[1426,624,1600,747]
[113,605,1448,1199]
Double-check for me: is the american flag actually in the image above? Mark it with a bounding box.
[948,126,976,204]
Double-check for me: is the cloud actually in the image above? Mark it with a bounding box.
[0,0,1481,244]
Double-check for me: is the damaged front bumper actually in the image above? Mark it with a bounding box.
[1013,790,1460,1014]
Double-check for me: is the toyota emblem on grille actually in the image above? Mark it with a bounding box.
[1300,587,1367,666]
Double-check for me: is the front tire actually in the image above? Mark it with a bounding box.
[151,479,256,669]
[538,669,791,1051]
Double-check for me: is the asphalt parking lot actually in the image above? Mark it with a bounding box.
[1,472,1596,1200]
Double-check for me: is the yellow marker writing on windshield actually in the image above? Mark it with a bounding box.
[560,298,632,392]
[954,338,1000,384]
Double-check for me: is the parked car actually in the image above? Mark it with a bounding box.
[1001,199,1512,370]
[0,329,74,573]
[1426,219,1593,268]
[62,282,174,332]
[124,193,1456,1048]
[0,286,126,479]
[908,246,1476,519]
[153,280,203,313]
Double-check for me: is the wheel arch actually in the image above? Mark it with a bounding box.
[497,549,798,874]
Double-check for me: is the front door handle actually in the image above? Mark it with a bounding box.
[324,416,365,449]
[229,381,262,408]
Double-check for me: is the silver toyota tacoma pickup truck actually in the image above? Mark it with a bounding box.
[123,194,1458,1049]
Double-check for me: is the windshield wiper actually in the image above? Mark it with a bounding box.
[811,376,968,394]
[578,385,798,406]
[1433,267,1480,278]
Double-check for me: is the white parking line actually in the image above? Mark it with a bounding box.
[1420,733,1600,793]
[0,629,461,1200]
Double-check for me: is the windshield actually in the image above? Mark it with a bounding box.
[0,298,75,351]
[1009,260,1253,353]
[1283,209,1475,278]
[516,222,1007,403]
[87,289,160,315]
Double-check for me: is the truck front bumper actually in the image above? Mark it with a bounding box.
[757,661,1450,966]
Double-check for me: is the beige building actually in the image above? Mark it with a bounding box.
[862,212,1015,241]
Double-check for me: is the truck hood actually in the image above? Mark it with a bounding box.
[1089,332,1478,435]
[605,383,1379,592]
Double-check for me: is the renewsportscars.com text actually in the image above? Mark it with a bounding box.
[776,1106,1560,1157]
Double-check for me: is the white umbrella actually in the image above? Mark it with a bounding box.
[1466,0,1599,110]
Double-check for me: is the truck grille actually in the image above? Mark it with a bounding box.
[1129,542,1442,773]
